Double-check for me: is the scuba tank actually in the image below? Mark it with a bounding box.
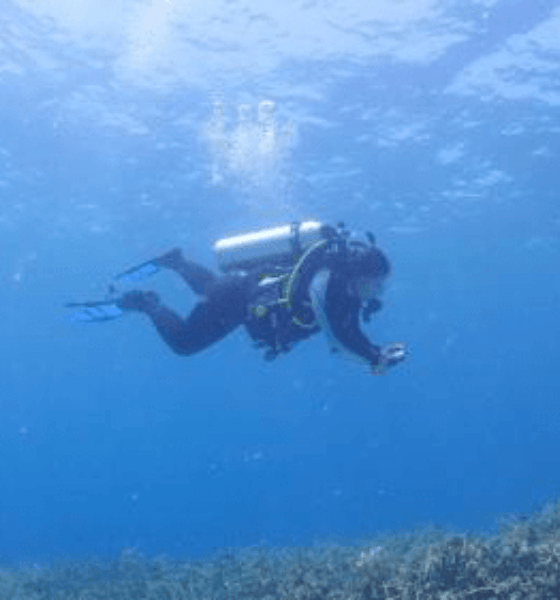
[213,221,329,273]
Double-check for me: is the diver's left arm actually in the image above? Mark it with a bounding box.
[324,279,406,373]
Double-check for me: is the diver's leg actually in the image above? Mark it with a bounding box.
[155,248,217,296]
[146,303,234,356]
[119,285,246,356]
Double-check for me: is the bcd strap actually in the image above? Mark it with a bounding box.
[285,238,330,330]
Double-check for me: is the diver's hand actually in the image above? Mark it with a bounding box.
[372,342,407,374]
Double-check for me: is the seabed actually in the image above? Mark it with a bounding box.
[2,501,560,599]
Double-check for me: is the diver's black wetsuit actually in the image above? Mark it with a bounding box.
[122,256,253,356]
[120,245,387,367]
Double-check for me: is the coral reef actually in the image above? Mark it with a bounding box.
[2,501,560,599]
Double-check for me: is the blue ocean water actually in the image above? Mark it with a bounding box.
[1,0,559,566]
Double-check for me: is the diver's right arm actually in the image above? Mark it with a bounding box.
[321,272,406,373]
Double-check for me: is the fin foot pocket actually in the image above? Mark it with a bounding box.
[154,248,183,269]
[118,291,159,311]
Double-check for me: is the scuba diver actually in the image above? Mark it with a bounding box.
[67,222,406,374]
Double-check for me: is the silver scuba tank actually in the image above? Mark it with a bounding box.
[213,221,325,272]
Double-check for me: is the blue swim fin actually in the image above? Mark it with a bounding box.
[114,259,160,283]
[68,255,162,321]
[65,300,123,323]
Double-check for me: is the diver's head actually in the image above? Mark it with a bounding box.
[345,242,390,300]
[345,241,391,279]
